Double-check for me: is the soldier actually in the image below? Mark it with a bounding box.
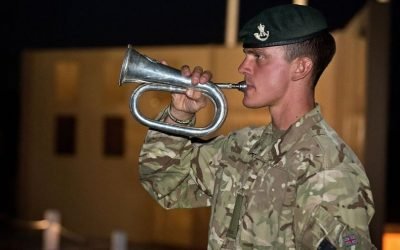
[138,4,375,249]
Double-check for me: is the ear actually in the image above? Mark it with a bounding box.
[290,57,313,81]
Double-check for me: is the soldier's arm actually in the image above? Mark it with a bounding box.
[294,163,376,249]
[138,129,230,209]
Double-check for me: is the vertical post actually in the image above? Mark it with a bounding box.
[224,0,240,48]
[43,209,61,250]
[364,1,390,249]
[111,230,127,250]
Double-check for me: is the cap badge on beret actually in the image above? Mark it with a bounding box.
[254,23,269,41]
[240,4,328,48]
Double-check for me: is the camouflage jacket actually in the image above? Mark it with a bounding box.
[139,106,375,249]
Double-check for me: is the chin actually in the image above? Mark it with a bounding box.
[242,99,260,109]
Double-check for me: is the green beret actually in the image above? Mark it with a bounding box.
[239,4,328,48]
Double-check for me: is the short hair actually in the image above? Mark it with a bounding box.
[283,32,336,88]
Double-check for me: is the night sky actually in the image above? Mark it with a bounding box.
[5,0,366,48]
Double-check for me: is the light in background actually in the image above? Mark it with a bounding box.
[384,225,400,250]
[292,0,308,5]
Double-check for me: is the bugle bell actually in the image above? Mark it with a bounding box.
[119,45,246,137]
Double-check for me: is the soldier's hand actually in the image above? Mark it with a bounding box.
[168,65,209,122]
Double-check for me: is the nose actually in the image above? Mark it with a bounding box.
[238,57,250,75]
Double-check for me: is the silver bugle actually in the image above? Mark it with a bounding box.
[119,45,247,137]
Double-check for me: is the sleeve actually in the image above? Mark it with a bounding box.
[294,163,376,250]
[138,129,231,209]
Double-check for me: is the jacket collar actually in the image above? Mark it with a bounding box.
[249,105,323,162]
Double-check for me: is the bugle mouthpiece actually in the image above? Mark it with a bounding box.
[216,81,247,91]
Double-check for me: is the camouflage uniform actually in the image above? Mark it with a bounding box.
[139,106,375,249]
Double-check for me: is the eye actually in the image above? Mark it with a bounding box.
[243,49,266,61]
[254,53,265,61]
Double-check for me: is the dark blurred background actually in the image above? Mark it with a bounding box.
[1,0,398,248]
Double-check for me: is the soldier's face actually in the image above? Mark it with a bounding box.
[238,46,292,109]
